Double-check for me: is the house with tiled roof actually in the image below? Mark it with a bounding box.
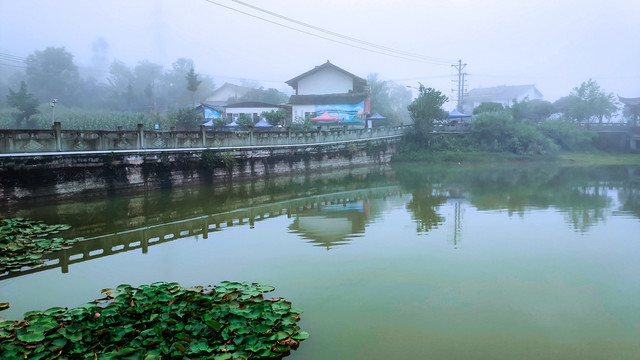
[462,84,543,114]
[203,82,255,106]
[285,61,370,125]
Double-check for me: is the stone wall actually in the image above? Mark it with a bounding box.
[0,140,397,202]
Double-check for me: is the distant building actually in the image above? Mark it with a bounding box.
[202,82,255,106]
[619,96,640,125]
[462,84,543,114]
[285,61,370,125]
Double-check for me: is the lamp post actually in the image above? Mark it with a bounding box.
[50,99,57,124]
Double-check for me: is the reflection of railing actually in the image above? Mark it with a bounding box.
[0,186,401,281]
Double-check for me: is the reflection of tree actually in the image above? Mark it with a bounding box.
[557,185,611,232]
[395,163,640,233]
[618,187,640,219]
[406,189,447,233]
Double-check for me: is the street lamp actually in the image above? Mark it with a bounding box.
[50,99,57,123]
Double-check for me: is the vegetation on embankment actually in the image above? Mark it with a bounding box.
[394,81,637,165]
[0,281,308,359]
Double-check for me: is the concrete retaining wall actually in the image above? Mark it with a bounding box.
[0,140,397,202]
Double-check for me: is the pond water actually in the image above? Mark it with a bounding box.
[1,163,639,359]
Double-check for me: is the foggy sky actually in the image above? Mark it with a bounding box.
[1,0,639,108]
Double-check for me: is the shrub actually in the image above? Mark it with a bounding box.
[470,111,558,155]
[539,119,594,151]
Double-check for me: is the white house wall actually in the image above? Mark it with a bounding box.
[291,105,317,122]
[226,106,280,119]
[297,68,353,95]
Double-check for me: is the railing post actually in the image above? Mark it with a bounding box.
[53,121,62,152]
[249,126,254,146]
[287,126,291,145]
[200,125,206,147]
[170,127,176,148]
[98,131,105,151]
[137,123,144,149]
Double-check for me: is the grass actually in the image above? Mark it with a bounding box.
[392,150,640,166]
[557,152,640,165]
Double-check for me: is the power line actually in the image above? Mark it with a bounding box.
[230,0,453,64]
[202,0,449,65]
[0,62,26,69]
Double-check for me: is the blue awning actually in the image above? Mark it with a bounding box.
[449,109,471,118]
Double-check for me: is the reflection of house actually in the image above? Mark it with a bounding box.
[203,82,255,106]
[286,61,370,124]
[462,84,543,114]
[288,201,370,250]
[224,101,283,121]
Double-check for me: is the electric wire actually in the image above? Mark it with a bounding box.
[230,0,453,64]
[202,0,449,65]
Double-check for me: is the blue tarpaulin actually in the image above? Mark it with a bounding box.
[448,109,471,118]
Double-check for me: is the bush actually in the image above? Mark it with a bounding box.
[170,107,200,130]
[539,119,594,151]
[470,111,558,155]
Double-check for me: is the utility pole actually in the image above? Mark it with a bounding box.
[451,59,467,112]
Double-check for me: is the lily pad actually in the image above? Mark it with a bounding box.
[0,282,308,359]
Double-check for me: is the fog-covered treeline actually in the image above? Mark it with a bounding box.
[0,46,215,113]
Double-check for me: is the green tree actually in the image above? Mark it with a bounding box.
[407,83,448,139]
[470,111,557,155]
[473,102,504,115]
[511,98,554,123]
[25,47,80,104]
[237,87,288,105]
[367,73,412,124]
[236,114,254,129]
[554,79,617,124]
[185,66,202,108]
[170,107,200,130]
[263,109,287,126]
[6,81,40,128]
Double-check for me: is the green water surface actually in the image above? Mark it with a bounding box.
[1,163,639,359]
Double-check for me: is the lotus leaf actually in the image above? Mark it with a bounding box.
[0,218,80,274]
[0,281,308,359]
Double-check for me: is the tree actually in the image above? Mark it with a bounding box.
[236,114,254,129]
[106,60,135,110]
[185,67,202,108]
[473,102,504,115]
[25,47,80,104]
[133,61,163,113]
[170,107,200,130]
[263,109,287,126]
[407,84,448,138]
[511,98,554,123]
[367,73,412,124]
[237,87,288,105]
[6,81,40,128]
[554,79,617,124]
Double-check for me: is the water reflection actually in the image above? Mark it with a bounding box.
[289,200,372,249]
[396,163,640,232]
[2,163,639,281]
